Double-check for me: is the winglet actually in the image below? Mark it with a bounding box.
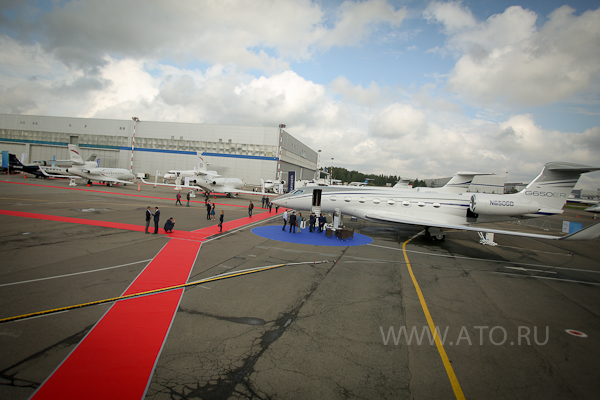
[560,222,600,241]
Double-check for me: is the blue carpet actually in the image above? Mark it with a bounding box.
[251,225,373,247]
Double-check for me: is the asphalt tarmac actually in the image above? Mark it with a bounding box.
[0,175,599,399]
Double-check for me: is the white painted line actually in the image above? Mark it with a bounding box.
[504,266,557,274]
[0,259,152,288]
[368,243,600,274]
[492,272,600,286]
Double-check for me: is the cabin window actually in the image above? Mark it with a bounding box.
[418,202,425,207]
[373,198,380,204]
[330,196,337,201]
[359,197,366,203]
[433,202,441,208]
[344,197,351,202]
[402,200,411,207]
[387,199,396,206]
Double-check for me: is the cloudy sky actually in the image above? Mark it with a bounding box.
[1,0,599,188]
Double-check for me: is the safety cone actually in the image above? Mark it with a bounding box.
[138,183,141,191]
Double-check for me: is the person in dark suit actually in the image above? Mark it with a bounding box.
[145,206,152,234]
[153,207,161,234]
[206,201,212,220]
[219,210,224,232]
[309,212,316,233]
[318,214,326,233]
[289,212,297,233]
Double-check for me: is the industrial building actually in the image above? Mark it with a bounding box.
[0,113,318,188]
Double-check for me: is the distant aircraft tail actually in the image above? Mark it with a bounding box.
[518,162,600,212]
[196,151,208,172]
[68,144,85,165]
[443,172,494,194]
[8,154,24,167]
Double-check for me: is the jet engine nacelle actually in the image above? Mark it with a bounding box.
[470,194,540,216]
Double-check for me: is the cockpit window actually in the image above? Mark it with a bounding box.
[291,189,305,195]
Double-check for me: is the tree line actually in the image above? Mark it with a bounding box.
[326,167,428,187]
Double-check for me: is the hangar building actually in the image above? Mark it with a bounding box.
[0,113,318,187]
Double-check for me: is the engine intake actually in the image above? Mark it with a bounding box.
[470,194,540,216]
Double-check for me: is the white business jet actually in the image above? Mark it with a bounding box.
[272,162,600,242]
[262,179,287,193]
[141,152,248,197]
[40,144,135,186]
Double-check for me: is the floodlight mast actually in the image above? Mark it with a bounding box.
[277,124,286,182]
[131,117,139,173]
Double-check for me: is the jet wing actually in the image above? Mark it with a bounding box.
[97,176,135,185]
[139,177,277,196]
[363,211,600,241]
[39,168,80,179]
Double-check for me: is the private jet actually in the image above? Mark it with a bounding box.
[40,145,135,186]
[272,162,600,242]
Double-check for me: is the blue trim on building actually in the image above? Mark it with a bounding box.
[0,139,278,161]
[119,147,278,161]
[0,138,68,147]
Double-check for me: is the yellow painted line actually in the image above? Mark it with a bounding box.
[403,234,466,400]
[0,260,329,324]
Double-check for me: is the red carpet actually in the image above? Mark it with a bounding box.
[32,290,184,400]
[17,203,284,399]
[32,239,201,399]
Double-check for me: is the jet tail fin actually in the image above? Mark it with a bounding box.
[519,162,600,211]
[68,144,85,165]
[443,172,495,194]
[8,154,24,167]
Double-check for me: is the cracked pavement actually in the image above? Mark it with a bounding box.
[1,179,600,399]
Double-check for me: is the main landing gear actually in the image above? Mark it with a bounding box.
[425,227,446,242]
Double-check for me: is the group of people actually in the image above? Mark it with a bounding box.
[260,196,274,212]
[206,200,225,232]
[281,210,326,233]
[145,206,175,234]
[174,191,193,207]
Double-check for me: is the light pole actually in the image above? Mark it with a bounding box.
[317,150,321,180]
[131,117,140,173]
[277,124,285,182]
[330,158,334,185]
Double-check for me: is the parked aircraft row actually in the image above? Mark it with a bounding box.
[272,161,600,242]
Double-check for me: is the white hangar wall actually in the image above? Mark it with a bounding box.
[0,114,318,186]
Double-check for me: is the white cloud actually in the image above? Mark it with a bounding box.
[329,76,383,106]
[369,103,427,139]
[321,0,407,48]
[426,3,600,107]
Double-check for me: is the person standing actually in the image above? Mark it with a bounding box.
[176,192,182,206]
[282,210,288,230]
[248,201,254,217]
[309,212,316,233]
[211,202,216,220]
[186,191,191,207]
[297,212,303,233]
[219,210,224,232]
[318,213,326,233]
[153,207,161,234]
[268,201,272,213]
[145,206,152,234]
[289,212,297,233]
[206,201,212,220]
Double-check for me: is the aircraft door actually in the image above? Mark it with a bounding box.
[312,189,322,207]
